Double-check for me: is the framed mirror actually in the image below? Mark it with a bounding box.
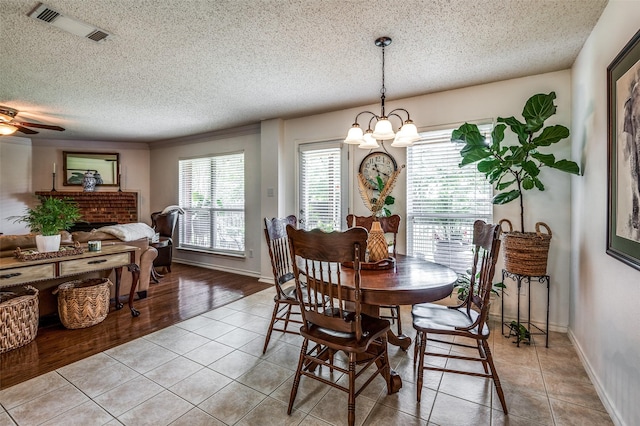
[63,152,120,186]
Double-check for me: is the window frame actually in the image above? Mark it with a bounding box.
[297,140,348,231]
[177,150,246,256]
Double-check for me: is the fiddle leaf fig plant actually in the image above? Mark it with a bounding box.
[451,92,581,233]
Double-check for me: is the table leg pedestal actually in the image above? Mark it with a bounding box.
[388,331,411,351]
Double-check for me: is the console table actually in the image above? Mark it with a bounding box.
[0,245,141,317]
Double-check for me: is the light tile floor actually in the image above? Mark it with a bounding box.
[0,289,612,425]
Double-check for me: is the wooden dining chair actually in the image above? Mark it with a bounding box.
[262,215,302,354]
[286,226,392,426]
[411,220,508,413]
[346,214,403,334]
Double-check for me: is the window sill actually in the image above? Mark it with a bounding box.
[177,246,246,259]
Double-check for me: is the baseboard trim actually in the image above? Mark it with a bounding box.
[488,312,567,333]
[567,329,624,426]
[173,259,261,278]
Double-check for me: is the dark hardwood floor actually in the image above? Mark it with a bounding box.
[0,264,270,390]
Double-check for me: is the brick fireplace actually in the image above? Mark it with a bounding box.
[35,191,138,224]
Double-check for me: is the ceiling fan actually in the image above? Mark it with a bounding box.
[0,106,65,136]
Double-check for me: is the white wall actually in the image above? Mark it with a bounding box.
[571,1,640,424]
[282,70,574,330]
[0,136,32,234]
[31,139,151,224]
[149,129,262,277]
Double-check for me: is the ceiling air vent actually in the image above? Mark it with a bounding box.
[28,3,113,43]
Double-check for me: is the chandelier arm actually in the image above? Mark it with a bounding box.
[388,112,405,128]
[367,116,376,130]
[353,110,379,125]
[387,108,412,121]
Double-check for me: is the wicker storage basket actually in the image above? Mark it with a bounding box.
[54,278,112,329]
[0,286,39,354]
[500,219,552,276]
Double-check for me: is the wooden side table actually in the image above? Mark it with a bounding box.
[500,269,550,347]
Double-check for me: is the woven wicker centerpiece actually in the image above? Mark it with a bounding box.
[0,286,39,354]
[54,278,112,329]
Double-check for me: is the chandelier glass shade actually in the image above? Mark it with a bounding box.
[344,37,420,148]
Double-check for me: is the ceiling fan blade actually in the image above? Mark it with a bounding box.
[15,125,39,135]
[15,121,65,131]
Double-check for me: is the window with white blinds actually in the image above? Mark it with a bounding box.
[178,152,245,254]
[406,125,493,273]
[298,142,345,231]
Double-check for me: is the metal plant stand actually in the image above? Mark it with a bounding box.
[501,269,550,348]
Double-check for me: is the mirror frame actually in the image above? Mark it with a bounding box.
[63,151,120,187]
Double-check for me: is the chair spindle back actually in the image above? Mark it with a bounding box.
[286,226,368,341]
[264,216,297,298]
[465,220,502,322]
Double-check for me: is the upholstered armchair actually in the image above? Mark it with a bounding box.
[150,209,180,275]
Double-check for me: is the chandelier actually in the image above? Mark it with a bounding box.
[344,37,420,149]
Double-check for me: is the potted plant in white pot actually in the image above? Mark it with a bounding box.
[451,92,581,276]
[14,196,82,252]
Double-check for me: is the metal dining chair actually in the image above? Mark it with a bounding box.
[411,220,508,413]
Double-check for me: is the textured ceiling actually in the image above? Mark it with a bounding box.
[0,0,607,143]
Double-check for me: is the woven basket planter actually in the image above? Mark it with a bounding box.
[0,286,39,354]
[54,278,112,329]
[500,219,552,276]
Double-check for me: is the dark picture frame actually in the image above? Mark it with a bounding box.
[607,28,640,271]
[63,151,120,187]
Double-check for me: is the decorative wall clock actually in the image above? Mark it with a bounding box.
[359,151,398,190]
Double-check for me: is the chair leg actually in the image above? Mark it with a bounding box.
[282,302,294,331]
[263,300,281,354]
[477,341,489,374]
[288,339,308,415]
[483,340,508,414]
[413,331,421,367]
[416,331,427,402]
[348,353,357,426]
[380,335,392,395]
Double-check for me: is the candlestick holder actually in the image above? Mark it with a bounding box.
[51,172,57,191]
[118,173,122,192]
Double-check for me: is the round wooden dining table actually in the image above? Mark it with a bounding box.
[340,254,457,345]
[335,254,458,393]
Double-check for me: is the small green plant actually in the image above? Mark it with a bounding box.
[13,196,81,236]
[509,321,531,344]
[370,176,396,217]
[453,268,506,301]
